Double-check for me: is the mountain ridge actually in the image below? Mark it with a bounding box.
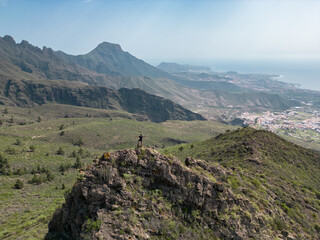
[55,42,172,79]
[45,128,320,239]
[45,147,268,240]
[157,62,211,73]
[0,78,205,122]
[0,35,301,121]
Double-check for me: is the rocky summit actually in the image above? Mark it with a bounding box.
[45,147,302,240]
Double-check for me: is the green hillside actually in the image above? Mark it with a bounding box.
[0,104,231,240]
[44,128,320,239]
[1,105,320,239]
[163,127,320,239]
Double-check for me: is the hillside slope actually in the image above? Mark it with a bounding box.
[46,134,320,239]
[197,90,298,109]
[0,78,205,122]
[164,127,320,239]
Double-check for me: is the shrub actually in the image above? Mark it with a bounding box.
[187,182,193,189]
[85,219,101,232]
[59,163,72,172]
[227,176,241,189]
[56,147,65,155]
[14,179,24,189]
[0,119,3,126]
[59,124,65,130]
[123,173,133,183]
[74,157,83,169]
[273,218,288,231]
[0,154,9,169]
[70,150,77,158]
[78,148,90,157]
[3,108,8,114]
[60,131,65,136]
[14,139,22,146]
[0,154,11,175]
[97,166,111,182]
[179,146,184,151]
[13,168,26,175]
[5,147,17,155]
[46,171,55,181]
[74,138,84,147]
[316,192,320,200]
[30,165,50,174]
[250,178,261,189]
[29,145,36,152]
[64,188,72,200]
[28,174,45,185]
[79,147,84,156]
[28,171,54,184]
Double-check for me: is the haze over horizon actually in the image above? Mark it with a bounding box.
[0,0,319,63]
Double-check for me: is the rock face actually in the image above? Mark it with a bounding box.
[45,148,277,240]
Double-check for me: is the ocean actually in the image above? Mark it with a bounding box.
[198,58,320,92]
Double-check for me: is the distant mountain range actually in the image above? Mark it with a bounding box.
[0,36,205,122]
[0,35,300,121]
[56,42,172,78]
[157,62,211,73]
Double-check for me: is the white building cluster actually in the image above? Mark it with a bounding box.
[239,108,320,134]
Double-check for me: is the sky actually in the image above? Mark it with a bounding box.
[0,0,320,63]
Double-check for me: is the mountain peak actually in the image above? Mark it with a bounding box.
[1,35,16,44]
[20,40,32,48]
[56,40,171,78]
[94,41,123,52]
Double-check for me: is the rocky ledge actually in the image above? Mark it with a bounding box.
[45,148,282,240]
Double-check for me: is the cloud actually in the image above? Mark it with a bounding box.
[84,0,93,3]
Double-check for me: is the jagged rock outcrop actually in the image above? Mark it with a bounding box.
[45,148,277,240]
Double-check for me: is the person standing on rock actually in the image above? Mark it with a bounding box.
[137,134,144,148]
